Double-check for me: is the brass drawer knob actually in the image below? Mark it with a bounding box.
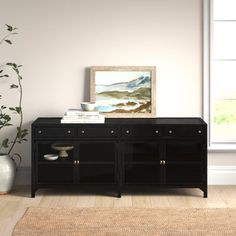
[110,130,114,134]
[163,160,166,165]
[198,130,202,134]
[168,130,173,134]
[38,130,42,134]
[126,130,130,134]
[155,130,159,134]
[81,130,85,134]
[67,130,71,134]
[160,160,163,165]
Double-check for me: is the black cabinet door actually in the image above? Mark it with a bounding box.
[35,141,75,184]
[164,163,202,184]
[163,139,204,184]
[37,164,74,184]
[78,164,115,184]
[122,142,162,184]
[165,140,203,163]
[76,142,117,184]
[124,164,162,184]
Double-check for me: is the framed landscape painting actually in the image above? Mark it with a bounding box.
[90,66,156,118]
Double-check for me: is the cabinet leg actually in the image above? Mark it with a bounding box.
[116,187,121,198]
[31,187,36,198]
[201,187,207,198]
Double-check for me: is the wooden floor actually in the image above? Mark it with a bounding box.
[0,186,236,236]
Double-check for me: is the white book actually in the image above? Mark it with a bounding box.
[63,114,102,120]
[61,118,105,124]
[65,109,100,116]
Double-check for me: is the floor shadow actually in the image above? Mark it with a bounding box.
[10,185,203,198]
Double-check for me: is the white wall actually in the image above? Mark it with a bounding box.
[1,0,235,173]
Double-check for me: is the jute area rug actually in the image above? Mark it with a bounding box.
[13,207,236,236]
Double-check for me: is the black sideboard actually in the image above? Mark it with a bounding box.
[31,117,207,198]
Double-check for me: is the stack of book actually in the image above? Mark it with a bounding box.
[61,109,105,123]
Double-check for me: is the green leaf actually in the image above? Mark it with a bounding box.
[21,133,27,138]
[3,114,11,122]
[5,40,12,44]
[6,63,17,68]
[15,107,21,114]
[0,74,9,78]
[4,123,12,127]
[10,84,18,89]
[2,139,9,148]
[9,107,15,111]
[1,105,6,109]
[6,24,13,31]
[0,70,3,73]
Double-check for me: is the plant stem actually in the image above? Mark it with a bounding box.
[0,32,15,45]
[7,69,23,155]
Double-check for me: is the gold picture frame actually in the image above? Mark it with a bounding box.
[90,66,156,118]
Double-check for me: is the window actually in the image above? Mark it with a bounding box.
[205,0,236,148]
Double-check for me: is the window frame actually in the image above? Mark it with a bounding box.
[203,0,236,151]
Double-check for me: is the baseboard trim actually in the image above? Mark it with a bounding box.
[14,166,236,185]
[208,165,236,185]
[15,166,31,186]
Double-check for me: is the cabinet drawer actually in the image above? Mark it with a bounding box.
[35,127,75,138]
[122,127,161,137]
[78,127,119,137]
[164,126,206,137]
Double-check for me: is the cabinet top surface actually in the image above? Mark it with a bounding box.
[32,117,207,126]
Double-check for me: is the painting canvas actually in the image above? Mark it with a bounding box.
[90,66,156,117]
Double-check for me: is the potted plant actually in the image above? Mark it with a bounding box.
[0,25,28,193]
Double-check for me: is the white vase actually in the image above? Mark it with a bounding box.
[0,154,16,194]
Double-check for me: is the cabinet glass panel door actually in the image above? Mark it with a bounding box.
[78,142,116,184]
[124,164,161,184]
[79,164,115,184]
[37,165,74,184]
[165,141,202,162]
[79,142,116,162]
[36,142,74,184]
[123,142,160,162]
[123,142,161,184]
[165,164,202,184]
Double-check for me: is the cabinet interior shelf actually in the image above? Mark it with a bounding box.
[166,161,202,165]
[124,161,160,165]
[38,161,73,165]
[79,162,114,165]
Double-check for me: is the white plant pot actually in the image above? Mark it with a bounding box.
[0,154,16,194]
